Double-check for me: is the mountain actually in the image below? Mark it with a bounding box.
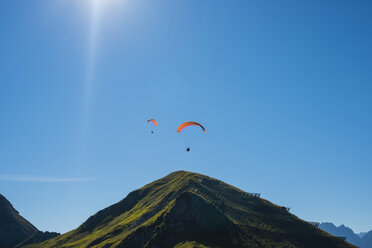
[0,194,60,248]
[319,222,361,246]
[0,194,38,248]
[360,231,372,248]
[319,222,372,248]
[26,171,357,248]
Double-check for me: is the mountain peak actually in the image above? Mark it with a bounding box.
[168,170,193,175]
[161,170,213,182]
[0,194,38,248]
[25,171,357,248]
[0,194,15,211]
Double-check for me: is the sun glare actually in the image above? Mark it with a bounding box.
[76,0,126,158]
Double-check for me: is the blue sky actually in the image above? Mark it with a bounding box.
[0,0,371,233]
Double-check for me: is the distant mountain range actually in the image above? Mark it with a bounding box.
[319,222,372,248]
[23,171,355,248]
[0,194,59,248]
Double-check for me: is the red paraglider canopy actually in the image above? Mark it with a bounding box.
[147,119,158,127]
[177,122,205,133]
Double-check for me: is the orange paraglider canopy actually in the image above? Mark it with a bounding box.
[177,122,205,133]
[147,119,158,126]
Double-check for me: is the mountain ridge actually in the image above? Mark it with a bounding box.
[25,170,357,248]
[0,194,39,248]
[319,222,372,248]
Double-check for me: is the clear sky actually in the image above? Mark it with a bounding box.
[0,0,371,234]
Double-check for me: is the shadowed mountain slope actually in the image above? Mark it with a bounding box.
[0,194,38,248]
[0,194,59,248]
[16,231,60,248]
[25,171,357,248]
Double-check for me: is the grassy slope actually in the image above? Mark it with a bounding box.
[174,241,209,248]
[26,171,357,248]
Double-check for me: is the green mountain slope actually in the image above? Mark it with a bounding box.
[25,171,357,248]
